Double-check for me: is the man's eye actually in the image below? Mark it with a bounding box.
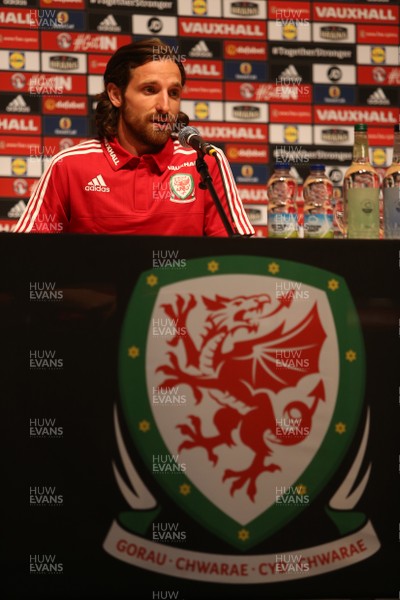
[144,87,155,94]
[170,89,181,98]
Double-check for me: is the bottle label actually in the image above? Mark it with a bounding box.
[383,187,400,239]
[268,212,298,238]
[347,188,379,239]
[304,213,334,239]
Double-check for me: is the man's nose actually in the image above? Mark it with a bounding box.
[155,90,171,113]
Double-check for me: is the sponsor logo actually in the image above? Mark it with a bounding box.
[232,105,260,119]
[314,6,397,22]
[0,116,39,132]
[194,101,209,120]
[5,94,30,113]
[193,122,267,142]
[192,0,207,16]
[277,64,302,84]
[224,42,266,59]
[282,23,298,41]
[11,157,27,175]
[231,1,259,17]
[225,144,268,163]
[9,51,25,69]
[315,107,398,125]
[43,97,86,112]
[104,138,119,165]
[147,16,162,33]
[56,32,72,48]
[179,18,265,38]
[85,174,110,192]
[320,26,348,41]
[96,14,121,32]
[284,125,299,143]
[11,73,26,89]
[371,46,385,64]
[321,129,349,143]
[49,55,79,70]
[13,178,28,195]
[8,198,26,217]
[327,66,342,82]
[187,40,213,58]
[366,87,390,106]
[185,61,222,78]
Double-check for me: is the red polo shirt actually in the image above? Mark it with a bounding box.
[15,137,254,237]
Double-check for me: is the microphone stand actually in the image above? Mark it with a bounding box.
[195,151,240,238]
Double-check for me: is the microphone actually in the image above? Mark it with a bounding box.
[178,126,216,156]
[171,112,190,138]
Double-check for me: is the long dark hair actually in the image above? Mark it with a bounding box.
[95,37,186,140]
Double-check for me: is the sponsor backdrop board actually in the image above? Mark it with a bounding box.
[0,1,399,234]
[1,234,399,599]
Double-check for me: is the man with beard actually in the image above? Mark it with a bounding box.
[15,38,254,236]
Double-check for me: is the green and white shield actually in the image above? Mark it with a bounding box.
[169,174,194,201]
[118,255,365,550]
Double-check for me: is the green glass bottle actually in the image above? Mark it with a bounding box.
[343,124,380,239]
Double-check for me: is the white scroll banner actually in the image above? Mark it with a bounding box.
[103,519,380,584]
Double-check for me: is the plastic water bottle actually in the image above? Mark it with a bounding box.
[266,162,298,238]
[302,164,334,239]
[383,124,400,239]
[343,123,380,239]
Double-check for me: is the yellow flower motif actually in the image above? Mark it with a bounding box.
[128,346,140,359]
[138,420,150,432]
[346,350,357,362]
[295,484,307,495]
[208,260,219,273]
[335,422,346,434]
[238,528,250,541]
[328,278,339,291]
[268,262,280,275]
[146,274,158,287]
[179,484,191,496]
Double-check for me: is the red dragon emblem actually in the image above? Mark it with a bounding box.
[156,291,327,502]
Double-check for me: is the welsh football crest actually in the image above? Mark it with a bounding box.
[169,173,194,202]
[104,256,380,581]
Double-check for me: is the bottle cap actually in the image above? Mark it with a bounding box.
[274,162,290,169]
[310,164,325,171]
[355,124,367,132]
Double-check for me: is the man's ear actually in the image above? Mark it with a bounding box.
[106,83,122,108]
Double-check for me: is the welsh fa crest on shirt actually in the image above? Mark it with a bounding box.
[103,256,380,583]
[169,173,195,203]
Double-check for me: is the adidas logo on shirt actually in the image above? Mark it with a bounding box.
[85,174,110,193]
[6,94,30,113]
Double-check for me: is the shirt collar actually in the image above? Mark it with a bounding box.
[102,136,174,172]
